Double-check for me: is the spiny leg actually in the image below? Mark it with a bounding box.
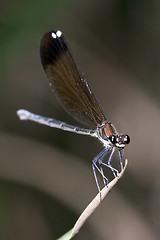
[92,147,111,191]
[100,166,108,186]
[100,147,119,177]
[107,147,117,177]
[92,163,101,193]
[97,149,114,186]
[119,149,123,172]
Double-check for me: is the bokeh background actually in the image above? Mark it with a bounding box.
[0,0,160,239]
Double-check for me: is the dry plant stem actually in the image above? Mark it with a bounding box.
[58,159,128,240]
[57,229,73,240]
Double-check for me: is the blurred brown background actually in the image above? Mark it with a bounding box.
[0,0,160,239]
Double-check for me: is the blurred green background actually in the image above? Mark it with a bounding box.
[0,0,160,239]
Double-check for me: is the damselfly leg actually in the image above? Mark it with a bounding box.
[118,149,124,172]
[92,147,119,192]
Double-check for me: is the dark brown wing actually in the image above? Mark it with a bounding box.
[40,30,106,128]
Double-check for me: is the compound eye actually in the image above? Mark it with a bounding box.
[124,134,130,144]
[109,135,116,145]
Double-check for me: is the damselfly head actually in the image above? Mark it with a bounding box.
[109,134,130,148]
